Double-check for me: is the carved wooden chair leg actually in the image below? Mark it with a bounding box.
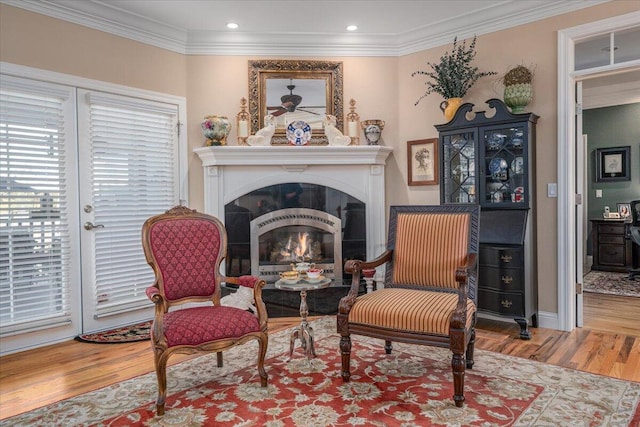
[154,353,169,416]
[216,351,223,368]
[466,328,476,369]
[340,334,352,381]
[384,340,393,354]
[258,335,269,387]
[451,352,466,407]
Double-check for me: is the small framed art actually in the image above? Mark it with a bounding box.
[595,146,631,182]
[408,138,438,186]
[617,202,632,222]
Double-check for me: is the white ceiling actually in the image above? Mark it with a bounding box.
[3,0,610,56]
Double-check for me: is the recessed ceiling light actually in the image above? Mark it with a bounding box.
[346,25,358,32]
[227,22,239,29]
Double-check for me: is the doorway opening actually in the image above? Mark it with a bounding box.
[558,11,640,332]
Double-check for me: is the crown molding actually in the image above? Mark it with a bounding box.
[2,0,611,57]
[396,0,612,56]
[2,0,188,53]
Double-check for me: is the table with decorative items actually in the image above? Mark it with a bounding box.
[275,263,332,359]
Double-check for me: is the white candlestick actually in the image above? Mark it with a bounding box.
[238,120,248,137]
[348,121,358,137]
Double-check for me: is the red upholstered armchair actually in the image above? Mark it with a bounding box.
[337,205,479,407]
[142,205,268,415]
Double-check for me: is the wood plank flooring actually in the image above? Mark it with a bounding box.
[1,294,639,420]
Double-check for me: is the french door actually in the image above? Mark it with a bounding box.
[77,89,181,333]
[1,65,186,354]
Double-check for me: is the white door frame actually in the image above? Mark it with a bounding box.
[557,11,640,331]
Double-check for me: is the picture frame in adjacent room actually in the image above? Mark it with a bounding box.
[408,138,438,186]
[617,202,632,221]
[595,146,630,182]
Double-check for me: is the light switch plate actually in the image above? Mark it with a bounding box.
[595,189,603,198]
[547,183,557,198]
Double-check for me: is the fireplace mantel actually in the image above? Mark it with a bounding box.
[194,145,393,167]
[195,145,393,261]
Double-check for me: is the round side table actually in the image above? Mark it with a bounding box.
[274,277,332,359]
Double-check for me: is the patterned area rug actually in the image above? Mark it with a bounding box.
[74,321,151,344]
[7,317,640,426]
[583,271,640,298]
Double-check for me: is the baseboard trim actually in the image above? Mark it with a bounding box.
[537,311,560,330]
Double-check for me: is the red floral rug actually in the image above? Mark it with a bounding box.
[100,338,544,426]
[6,317,640,426]
[74,321,151,344]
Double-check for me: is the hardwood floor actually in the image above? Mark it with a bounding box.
[583,292,640,336]
[1,311,639,420]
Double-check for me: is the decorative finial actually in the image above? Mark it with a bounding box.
[236,97,250,145]
[346,98,360,145]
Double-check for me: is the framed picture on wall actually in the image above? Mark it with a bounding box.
[617,202,632,222]
[595,146,631,182]
[408,138,438,186]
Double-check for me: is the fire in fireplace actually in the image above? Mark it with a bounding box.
[267,230,323,264]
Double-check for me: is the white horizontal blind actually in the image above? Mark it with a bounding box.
[86,92,178,318]
[0,77,73,335]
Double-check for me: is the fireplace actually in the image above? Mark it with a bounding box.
[224,182,365,281]
[195,145,393,310]
[251,208,342,282]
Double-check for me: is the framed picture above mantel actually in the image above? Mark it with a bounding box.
[595,146,631,183]
[248,59,343,145]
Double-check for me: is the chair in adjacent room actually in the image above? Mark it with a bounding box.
[628,200,640,280]
[141,205,269,415]
[337,205,479,407]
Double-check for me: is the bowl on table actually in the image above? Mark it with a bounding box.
[305,268,324,282]
[279,270,300,284]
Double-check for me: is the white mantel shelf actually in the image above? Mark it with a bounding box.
[193,145,393,166]
[195,144,393,262]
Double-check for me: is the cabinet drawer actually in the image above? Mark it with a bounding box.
[598,244,625,266]
[597,223,625,234]
[599,235,624,244]
[479,246,523,268]
[478,289,524,317]
[479,266,524,292]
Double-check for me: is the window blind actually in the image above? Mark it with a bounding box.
[0,77,73,335]
[86,91,179,318]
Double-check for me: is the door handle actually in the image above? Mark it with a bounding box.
[84,222,105,230]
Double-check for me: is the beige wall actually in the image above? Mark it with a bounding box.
[2,2,639,319]
[0,4,187,96]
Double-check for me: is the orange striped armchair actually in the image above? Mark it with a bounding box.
[337,205,479,407]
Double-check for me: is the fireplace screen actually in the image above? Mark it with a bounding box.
[251,208,342,282]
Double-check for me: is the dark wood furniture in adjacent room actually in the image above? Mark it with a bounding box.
[590,219,633,272]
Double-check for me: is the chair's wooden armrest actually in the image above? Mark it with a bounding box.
[451,253,477,329]
[340,250,393,315]
[345,250,392,275]
[146,286,164,304]
[455,253,477,284]
[224,275,265,289]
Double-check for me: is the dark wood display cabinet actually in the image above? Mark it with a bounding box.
[435,99,539,339]
[590,219,633,272]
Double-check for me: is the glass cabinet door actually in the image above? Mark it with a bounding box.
[441,131,477,204]
[481,125,528,208]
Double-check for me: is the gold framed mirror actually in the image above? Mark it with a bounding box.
[248,60,343,145]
